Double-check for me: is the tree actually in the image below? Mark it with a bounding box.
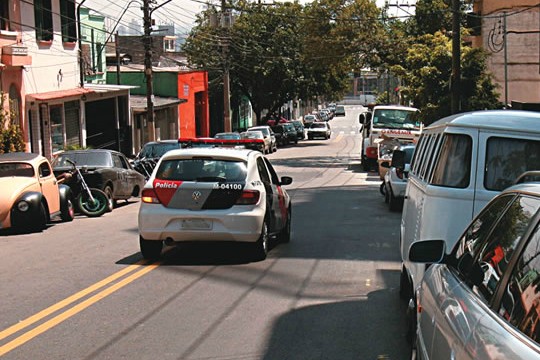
[183,0,385,125]
[391,31,501,125]
[0,93,25,154]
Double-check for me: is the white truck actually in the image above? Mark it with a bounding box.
[360,105,421,176]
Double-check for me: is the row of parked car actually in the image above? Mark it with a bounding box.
[0,149,146,233]
[379,109,540,359]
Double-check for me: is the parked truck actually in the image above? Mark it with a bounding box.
[360,105,422,176]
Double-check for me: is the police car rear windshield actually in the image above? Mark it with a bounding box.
[156,159,247,182]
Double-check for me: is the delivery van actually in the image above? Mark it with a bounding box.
[400,110,540,305]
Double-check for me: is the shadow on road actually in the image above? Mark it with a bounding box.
[262,286,410,360]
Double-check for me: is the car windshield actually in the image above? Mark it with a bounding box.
[242,131,263,139]
[215,133,241,140]
[372,109,420,130]
[156,159,247,182]
[310,123,326,129]
[249,128,268,136]
[0,162,34,177]
[138,142,180,159]
[53,152,112,167]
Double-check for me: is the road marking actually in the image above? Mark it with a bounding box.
[0,260,159,356]
[334,133,344,142]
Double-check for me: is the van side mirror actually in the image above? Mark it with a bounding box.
[391,150,405,169]
[408,240,446,263]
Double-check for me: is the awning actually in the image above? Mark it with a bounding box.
[26,87,94,101]
[130,95,186,113]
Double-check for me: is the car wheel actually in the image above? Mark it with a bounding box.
[253,219,269,261]
[389,190,402,212]
[104,185,114,212]
[362,157,370,171]
[279,206,292,243]
[60,197,75,222]
[139,236,163,260]
[32,202,48,232]
[399,267,411,300]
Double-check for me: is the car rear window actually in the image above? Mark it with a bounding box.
[0,163,34,177]
[156,159,247,182]
[310,123,326,129]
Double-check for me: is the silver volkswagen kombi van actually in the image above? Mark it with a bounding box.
[400,110,540,307]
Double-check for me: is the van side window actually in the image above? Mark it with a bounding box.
[499,221,540,344]
[485,137,540,191]
[411,135,427,175]
[431,133,472,188]
[424,133,442,182]
[419,134,440,181]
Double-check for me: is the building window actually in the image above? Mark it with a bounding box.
[164,38,175,52]
[60,0,76,42]
[34,0,53,41]
[0,1,10,31]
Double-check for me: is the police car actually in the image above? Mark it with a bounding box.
[138,145,292,260]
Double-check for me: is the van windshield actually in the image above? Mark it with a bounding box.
[372,109,420,130]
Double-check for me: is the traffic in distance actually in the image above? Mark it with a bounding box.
[3,104,540,360]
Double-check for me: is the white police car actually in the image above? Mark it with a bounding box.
[138,146,292,260]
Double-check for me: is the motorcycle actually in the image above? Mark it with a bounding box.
[57,159,109,217]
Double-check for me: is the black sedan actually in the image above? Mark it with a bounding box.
[52,149,146,211]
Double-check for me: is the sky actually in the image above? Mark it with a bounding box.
[83,0,416,40]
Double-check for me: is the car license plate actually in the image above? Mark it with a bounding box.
[182,219,212,230]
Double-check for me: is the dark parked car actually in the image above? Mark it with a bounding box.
[270,125,287,146]
[291,120,305,140]
[282,123,298,144]
[52,149,146,211]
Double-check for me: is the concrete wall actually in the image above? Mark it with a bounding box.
[477,0,540,104]
[20,0,80,95]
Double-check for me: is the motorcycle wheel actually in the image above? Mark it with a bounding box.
[77,188,109,217]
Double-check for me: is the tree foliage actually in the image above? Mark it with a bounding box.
[0,93,25,154]
[391,31,501,124]
[183,0,382,124]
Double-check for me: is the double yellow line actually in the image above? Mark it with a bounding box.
[0,260,160,356]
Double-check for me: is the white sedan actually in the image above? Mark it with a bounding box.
[138,147,292,260]
[382,144,415,211]
[306,122,331,140]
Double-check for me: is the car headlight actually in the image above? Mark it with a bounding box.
[17,200,30,212]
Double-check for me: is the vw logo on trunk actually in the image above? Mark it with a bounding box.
[192,191,202,201]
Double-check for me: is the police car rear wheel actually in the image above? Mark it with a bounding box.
[253,220,268,260]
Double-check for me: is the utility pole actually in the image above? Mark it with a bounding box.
[451,0,461,114]
[142,0,156,141]
[221,0,231,132]
[141,0,173,141]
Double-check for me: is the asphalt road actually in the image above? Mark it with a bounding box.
[0,106,409,360]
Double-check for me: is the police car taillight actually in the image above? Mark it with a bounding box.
[236,190,260,205]
[141,189,161,204]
